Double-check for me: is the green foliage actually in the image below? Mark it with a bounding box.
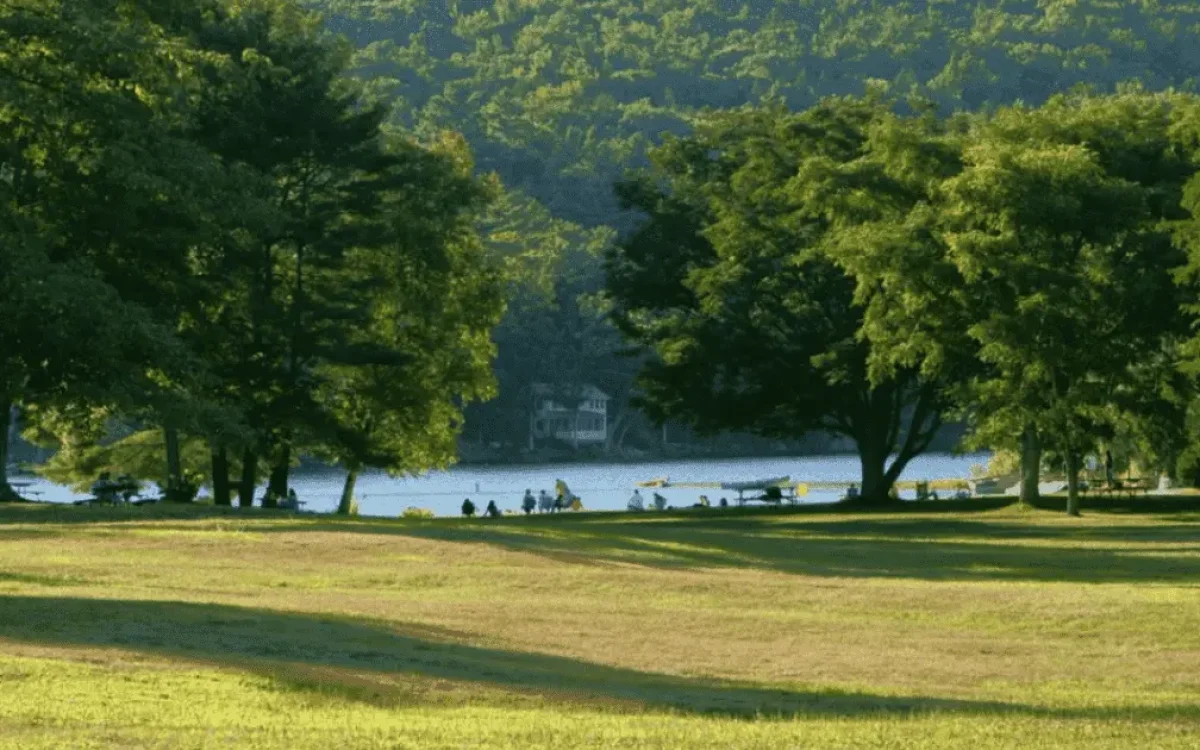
[834,91,1195,507]
[609,90,1200,505]
[0,0,244,496]
[35,430,208,498]
[606,100,950,501]
[312,131,505,478]
[304,0,1200,457]
[978,450,1019,479]
[1,0,517,501]
[298,1,1200,457]
[313,0,1200,228]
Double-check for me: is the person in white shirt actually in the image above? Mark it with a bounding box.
[627,489,644,511]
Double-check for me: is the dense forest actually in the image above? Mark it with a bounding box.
[319,0,1200,224]
[7,0,1200,510]
[300,0,1200,457]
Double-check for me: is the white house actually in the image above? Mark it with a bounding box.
[529,384,609,448]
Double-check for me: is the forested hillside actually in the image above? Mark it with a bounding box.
[305,0,1200,457]
[317,0,1200,226]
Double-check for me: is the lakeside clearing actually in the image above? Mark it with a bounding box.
[5,451,989,513]
[0,500,1197,748]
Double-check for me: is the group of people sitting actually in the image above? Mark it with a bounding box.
[263,488,303,510]
[460,498,500,518]
[461,484,753,517]
[522,488,571,514]
[462,485,584,518]
[89,471,307,509]
[90,472,140,504]
[626,489,731,512]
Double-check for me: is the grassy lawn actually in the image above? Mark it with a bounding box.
[0,499,1197,748]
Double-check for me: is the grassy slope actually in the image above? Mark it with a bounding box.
[0,501,1197,748]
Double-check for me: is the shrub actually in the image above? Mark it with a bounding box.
[401,506,434,519]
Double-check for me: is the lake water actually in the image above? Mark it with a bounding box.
[10,452,988,517]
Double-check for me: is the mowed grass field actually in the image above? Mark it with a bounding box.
[0,499,1197,748]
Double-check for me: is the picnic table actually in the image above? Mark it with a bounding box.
[9,481,42,500]
[721,477,799,506]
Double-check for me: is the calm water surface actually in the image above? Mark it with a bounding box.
[13,452,987,517]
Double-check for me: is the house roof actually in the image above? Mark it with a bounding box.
[531,383,610,400]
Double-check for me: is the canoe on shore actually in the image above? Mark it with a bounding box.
[720,476,791,491]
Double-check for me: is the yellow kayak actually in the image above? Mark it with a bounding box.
[635,477,670,488]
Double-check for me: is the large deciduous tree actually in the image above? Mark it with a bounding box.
[606,100,956,503]
[174,0,427,506]
[313,132,505,514]
[0,0,230,500]
[838,92,1194,514]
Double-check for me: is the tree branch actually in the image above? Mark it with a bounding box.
[886,381,942,482]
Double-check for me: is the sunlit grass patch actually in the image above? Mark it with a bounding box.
[0,501,1197,747]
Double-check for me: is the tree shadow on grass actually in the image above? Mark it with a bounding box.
[384,520,1200,584]
[0,498,990,526]
[0,595,1191,723]
[187,510,1199,584]
[0,595,986,718]
[4,501,1200,584]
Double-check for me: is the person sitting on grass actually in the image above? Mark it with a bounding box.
[280,488,300,510]
[91,472,118,504]
[627,489,644,512]
[652,492,667,511]
[719,497,728,508]
[462,498,476,517]
[116,474,138,503]
[485,500,502,518]
[522,489,536,515]
[554,492,566,513]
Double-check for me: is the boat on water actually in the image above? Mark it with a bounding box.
[635,474,981,504]
[635,477,670,488]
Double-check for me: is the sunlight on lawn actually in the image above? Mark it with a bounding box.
[0,502,1197,748]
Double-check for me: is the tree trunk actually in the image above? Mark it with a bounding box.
[1019,424,1042,505]
[338,467,358,515]
[604,409,632,453]
[0,401,15,501]
[265,446,289,508]
[856,430,895,504]
[238,448,257,507]
[614,416,634,452]
[164,425,184,502]
[1066,449,1081,517]
[211,444,231,506]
